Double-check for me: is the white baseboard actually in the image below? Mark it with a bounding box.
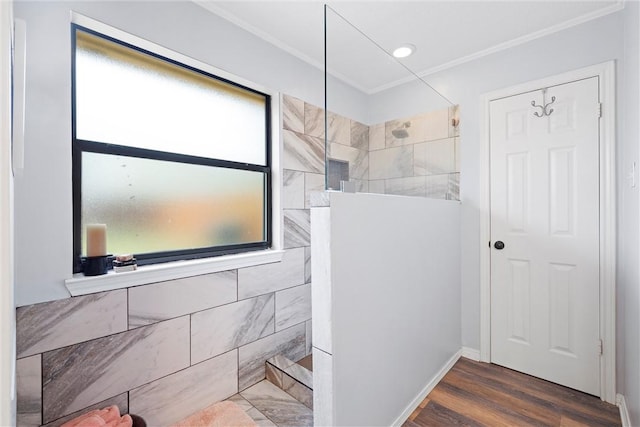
[391,349,462,426]
[617,393,632,427]
[461,347,480,361]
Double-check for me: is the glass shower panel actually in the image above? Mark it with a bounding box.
[324,5,460,200]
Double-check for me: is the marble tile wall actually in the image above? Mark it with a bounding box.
[368,106,461,200]
[15,94,315,427]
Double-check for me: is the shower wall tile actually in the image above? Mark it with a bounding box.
[329,143,369,181]
[304,103,325,139]
[369,123,385,151]
[43,394,128,427]
[385,176,428,197]
[17,290,127,358]
[351,120,369,151]
[305,320,312,355]
[283,129,324,174]
[238,247,305,300]
[130,350,238,427]
[128,271,236,328]
[455,137,460,172]
[283,209,311,249]
[304,172,325,208]
[328,112,350,145]
[16,355,41,427]
[424,174,451,200]
[283,169,305,209]
[275,283,311,332]
[369,145,413,180]
[191,294,275,363]
[238,323,306,391]
[304,246,312,284]
[422,108,451,142]
[449,173,461,201]
[283,95,304,134]
[414,138,456,176]
[42,316,190,423]
[369,179,385,194]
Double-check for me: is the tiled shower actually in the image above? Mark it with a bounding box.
[15,94,460,426]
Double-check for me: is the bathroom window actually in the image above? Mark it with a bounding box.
[72,26,272,272]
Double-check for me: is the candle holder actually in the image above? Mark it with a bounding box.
[82,255,112,276]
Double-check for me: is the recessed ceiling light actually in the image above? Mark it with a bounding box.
[392,44,416,58]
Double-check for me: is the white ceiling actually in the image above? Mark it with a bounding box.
[196,1,623,94]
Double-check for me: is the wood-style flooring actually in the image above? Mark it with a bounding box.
[404,358,621,427]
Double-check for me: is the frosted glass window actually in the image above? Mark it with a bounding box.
[72,26,272,270]
[75,30,268,166]
[81,152,266,256]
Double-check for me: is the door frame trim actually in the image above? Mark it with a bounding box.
[479,61,616,403]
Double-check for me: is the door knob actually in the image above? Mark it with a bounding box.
[494,241,505,250]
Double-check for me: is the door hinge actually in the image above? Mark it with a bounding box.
[598,339,603,355]
[598,103,603,118]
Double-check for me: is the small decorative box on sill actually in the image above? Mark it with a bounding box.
[113,254,137,273]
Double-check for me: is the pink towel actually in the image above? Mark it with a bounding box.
[60,405,131,427]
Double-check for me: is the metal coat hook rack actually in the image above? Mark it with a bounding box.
[531,88,556,117]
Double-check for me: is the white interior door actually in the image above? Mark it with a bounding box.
[490,77,601,395]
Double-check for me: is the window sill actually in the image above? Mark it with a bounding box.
[65,249,285,297]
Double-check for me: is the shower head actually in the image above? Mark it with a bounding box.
[392,121,411,139]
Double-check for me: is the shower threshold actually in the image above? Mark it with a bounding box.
[265,354,313,409]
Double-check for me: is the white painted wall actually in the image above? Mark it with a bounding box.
[13,1,368,306]
[620,2,640,424]
[327,193,461,426]
[0,1,16,424]
[371,9,625,350]
[370,7,639,418]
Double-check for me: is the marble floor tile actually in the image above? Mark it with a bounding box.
[17,355,41,427]
[304,103,324,139]
[227,394,254,412]
[238,323,306,391]
[283,209,310,249]
[246,407,278,427]
[129,350,238,427]
[282,169,304,209]
[191,294,275,363]
[350,120,369,151]
[241,380,313,427]
[128,271,236,328]
[238,247,305,300]
[283,130,324,174]
[17,290,127,358]
[42,316,190,423]
[283,95,304,134]
[275,284,311,332]
[42,394,128,427]
[369,146,413,180]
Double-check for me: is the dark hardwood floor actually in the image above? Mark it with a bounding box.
[403,358,621,427]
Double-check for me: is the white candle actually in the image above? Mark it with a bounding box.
[86,224,107,257]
